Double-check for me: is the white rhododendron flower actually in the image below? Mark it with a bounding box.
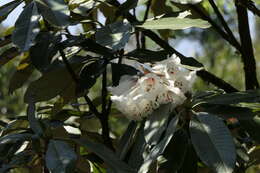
[109,54,196,121]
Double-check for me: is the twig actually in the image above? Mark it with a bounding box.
[58,47,101,118]
[189,4,242,52]
[240,0,260,17]
[141,0,152,49]
[208,0,241,51]
[235,0,259,89]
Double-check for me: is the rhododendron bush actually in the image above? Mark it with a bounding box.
[0,0,259,173]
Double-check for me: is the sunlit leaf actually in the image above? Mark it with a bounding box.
[190,112,236,173]
[12,1,41,51]
[138,17,210,30]
[0,47,19,67]
[96,21,132,51]
[46,140,77,173]
[139,115,179,172]
[171,0,203,4]
[36,0,70,27]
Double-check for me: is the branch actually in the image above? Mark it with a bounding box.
[240,0,260,17]
[141,0,152,49]
[58,47,101,118]
[235,0,259,89]
[208,0,241,51]
[189,4,242,52]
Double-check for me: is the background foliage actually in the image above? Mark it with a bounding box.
[0,0,260,173]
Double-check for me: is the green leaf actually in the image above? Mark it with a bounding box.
[125,49,168,63]
[74,138,135,173]
[8,59,34,93]
[36,0,70,27]
[117,0,138,15]
[96,21,132,51]
[0,133,32,145]
[46,140,77,173]
[30,32,61,72]
[0,0,22,23]
[79,59,106,90]
[12,1,41,51]
[190,112,236,173]
[195,89,260,106]
[0,47,19,67]
[111,63,138,86]
[138,115,179,173]
[171,0,203,4]
[144,104,172,146]
[1,119,29,136]
[116,121,138,160]
[160,129,188,172]
[69,0,105,17]
[27,101,44,136]
[137,17,210,30]
[24,56,85,103]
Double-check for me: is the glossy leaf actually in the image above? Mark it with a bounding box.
[74,138,135,173]
[0,0,22,23]
[12,1,41,51]
[69,0,105,16]
[46,140,77,173]
[144,104,172,146]
[190,112,236,173]
[111,63,138,86]
[30,32,61,72]
[125,49,168,63]
[194,89,260,106]
[36,0,70,27]
[8,59,34,93]
[96,21,132,51]
[24,56,85,103]
[138,17,210,30]
[27,101,44,136]
[0,47,19,67]
[1,119,29,136]
[139,115,179,173]
[171,0,203,4]
[116,121,137,160]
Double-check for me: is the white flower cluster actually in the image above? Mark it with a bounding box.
[109,54,196,121]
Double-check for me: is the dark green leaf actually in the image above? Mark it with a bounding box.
[160,129,188,173]
[128,123,146,170]
[96,21,132,51]
[171,0,203,4]
[24,56,85,103]
[0,0,22,23]
[27,101,44,136]
[139,115,179,172]
[30,32,61,72]
[1,119,29,136]
[0,133,32,145]
[193,89,260,106]
[74,138,135,173]
[116,121,137,160]
[46,140,77,173]
[144,104,172,146]
[36,0,70,27]
[125,49,168,63]
[138,17,210,30]
[117,0,138,15]
[79,59,106,90]
[69,0,105,17]
[12,1,41,51]
[190,112,236,173]
[8,61,34,93]
[0,47,20,67]
[111,63,138,86]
